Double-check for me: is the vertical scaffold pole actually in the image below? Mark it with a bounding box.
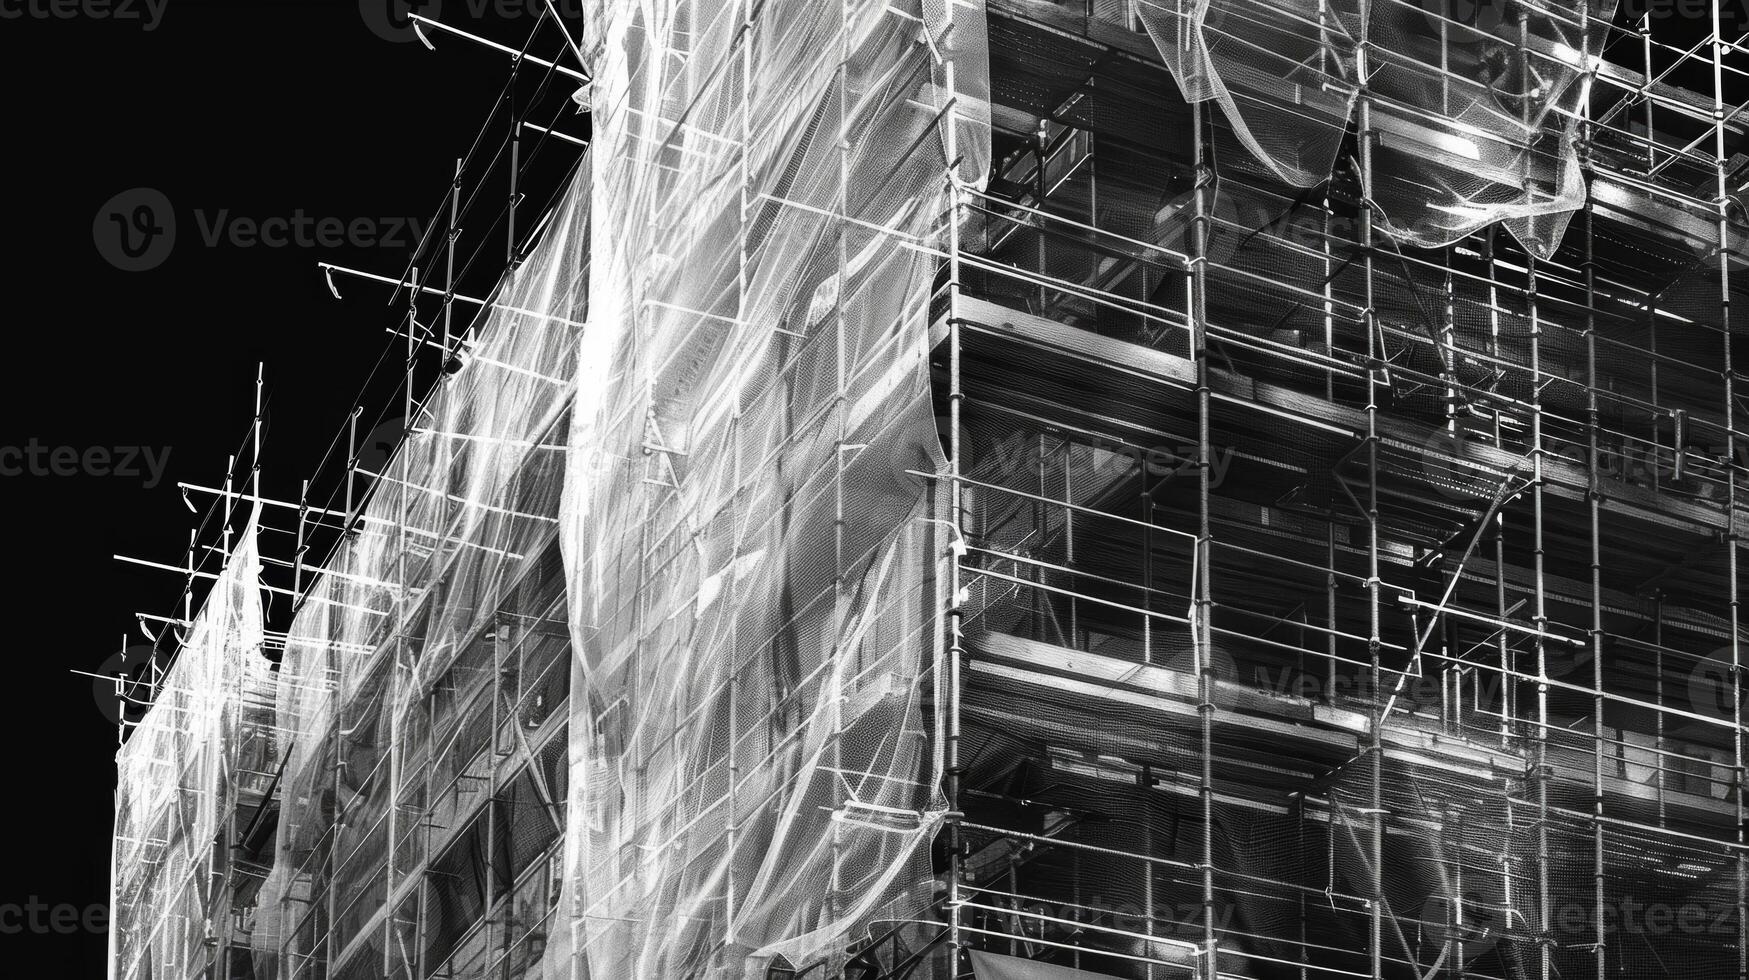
[1642,18,1663,494]
[1581,47,1606,980]
[1655,592,1666,823]
[1532,229,1553,980]
[253,363,264,510]
[1355,3,1384,976]
[829,0,850,940]
[724,0,751,960]
[1443,251,1457,439]
[1190,84,1217,980]
[1712,5,1747,972]
[1327,524,1338,705]
[1325,100,1338,703]
[223,454,235,562]
[106,688,122,980]
[1516,15,1551,980]
[1486,227,1512,743]
[1318,0,1334,408]
[184,526,195,640]
[1453,807,1466,980]
[1641,16,1655,175]
[508,63,522,267]
[345,408,361,533]
[295,479,308,605]
[386,273,410,979]
[445,157,461,357]
[403,267,419,610]
[945,43,967,980]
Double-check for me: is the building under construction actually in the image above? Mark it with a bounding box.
[106,0,1749,978]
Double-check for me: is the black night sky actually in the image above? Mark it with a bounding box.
[0,1,586,971]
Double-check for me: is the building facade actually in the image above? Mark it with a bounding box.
[111,1,1749,978]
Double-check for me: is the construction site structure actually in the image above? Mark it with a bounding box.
[106,0,1749,978]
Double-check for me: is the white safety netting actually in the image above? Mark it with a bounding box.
[111,507,272,980]
[544,0,988,976]
[250,182,589,980]
[1137,0,1613,257]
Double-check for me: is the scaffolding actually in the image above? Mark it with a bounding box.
[105,0,1749,978]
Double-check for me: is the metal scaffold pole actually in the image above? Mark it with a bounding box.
[445,157,461,356]
[946,45,967,980]
[1581,38,1607,980]
[722,0,752,961]
[222,455,235,564]
[829,0,850,945]
[1713,2,1748,972]
[1355,2,1384,975]
[1515,14,1552,980]
[295,477,309,600]
[1190,84,1218,980]
[1486,225,1513,745]
[508,61,522,267]
[345,407,361,533]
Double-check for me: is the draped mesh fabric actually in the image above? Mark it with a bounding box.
[545,0,988,975]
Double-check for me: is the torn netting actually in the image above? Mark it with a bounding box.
[1135,0,1613,257]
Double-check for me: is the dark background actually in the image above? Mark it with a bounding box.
[0,0,586,971]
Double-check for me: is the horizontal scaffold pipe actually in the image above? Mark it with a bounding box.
[406,12,587,81]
